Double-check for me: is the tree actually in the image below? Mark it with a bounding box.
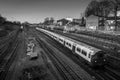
[43,17,55,25]
[43,17,50,25]
[85,0,119,29]
[98,0,114,26]
[0,14,6,25]
[50,17,54,24]
[85,0,99,17]
[85,0,113,17]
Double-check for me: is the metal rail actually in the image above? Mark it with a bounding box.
[36,29,120,80]
[0,39,19,80]
[35,32,83,80]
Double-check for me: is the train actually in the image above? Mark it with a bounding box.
[36,27,107,67]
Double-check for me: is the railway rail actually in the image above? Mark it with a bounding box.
[51,30,120,66]
[0,30,19,59]
[34,30,92,80]
[0,30,18,44]
[54,29,120,44]
[0,38,19,80]
[36,29,120,80]
[53,30,119,53]
[0,30,20,80]
[76,30,120,44]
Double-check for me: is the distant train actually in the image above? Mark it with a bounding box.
[36,27,107,67]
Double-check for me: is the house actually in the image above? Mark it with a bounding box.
[86,15,99,30]
[73,17,86,26]
[64,21,81,32]
[73,19,81,24]
[57,18,70,26]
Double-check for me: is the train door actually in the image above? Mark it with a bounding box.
[64,41,66,46]
[72,45,76,53]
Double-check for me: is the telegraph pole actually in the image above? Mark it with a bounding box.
[114,0,120,31]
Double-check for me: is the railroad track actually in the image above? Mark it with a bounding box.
[0,42,8,50]
[104,66,120,80]
[0,38,19,80]
[70,33,120,47]
[54,29,120,44]
[36,29,120,80]
[52,30,120,57]
[34,31,91,80]
[76,30,120,44]
[0,31,20,80]
[0,30,18,44]
[0,34,18,61]
[0,43,9,55]
[53,30,120,68]
[53,30,119,53]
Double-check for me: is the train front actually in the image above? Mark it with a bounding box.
[91,51,107,67]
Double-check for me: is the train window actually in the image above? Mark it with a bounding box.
[76,47,81,52]
[67,43,69,45]
[66,42,68,45]
[82,50,87,56]
[60,39,63,42]
[69,43,71,47]
[69,44,71,47]
[59,39,61,41]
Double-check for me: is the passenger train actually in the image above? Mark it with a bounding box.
[36,27,107,67]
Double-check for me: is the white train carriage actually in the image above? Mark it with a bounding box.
[64,39,74,50]
[62,35,106,66]
[75,43,94,62]
[58,36,64,44]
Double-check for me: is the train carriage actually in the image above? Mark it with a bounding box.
[64,39,74,50]
[58,36,65,44]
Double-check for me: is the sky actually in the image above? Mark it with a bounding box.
[0,0,91,23]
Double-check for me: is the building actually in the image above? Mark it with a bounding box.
[105,10,120,31]
[65,18,73,21]
[105,17,120,31]
[108,10,120,17]
[86,15,99,30]
[73,19,81,24]
[57,18,70,26]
